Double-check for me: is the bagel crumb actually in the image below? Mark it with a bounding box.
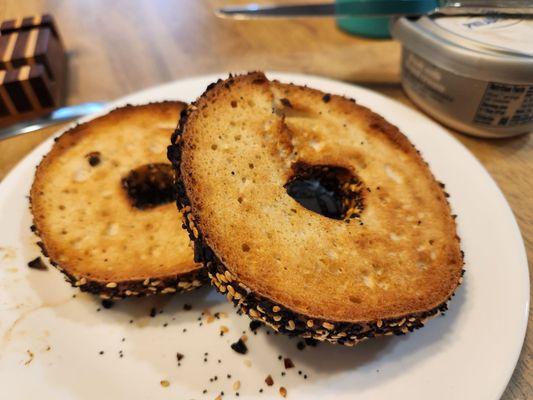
[230,339,248,354]
[27,257,47,270]
[284,358,294,369]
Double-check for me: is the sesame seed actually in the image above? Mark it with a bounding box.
[322,322,334,330]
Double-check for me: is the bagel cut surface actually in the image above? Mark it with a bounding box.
[169,73,463,344]
[31,103,206,299]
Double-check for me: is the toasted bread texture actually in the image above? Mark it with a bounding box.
[31,102,206,299]
[169,73,464,345]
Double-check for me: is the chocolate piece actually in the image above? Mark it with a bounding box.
[28,65,54,108]
[1,15,61,41]
[0,14,66,127]
[3,68,31,112]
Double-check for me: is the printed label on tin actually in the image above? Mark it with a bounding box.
[474,83,533,127]
[401,49,532,136]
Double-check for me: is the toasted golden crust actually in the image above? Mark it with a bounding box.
[31,102,207,298]
[169,72,464,343]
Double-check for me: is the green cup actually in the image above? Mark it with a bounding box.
[335,0,391,38]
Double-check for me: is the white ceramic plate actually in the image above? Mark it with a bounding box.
[0,73,528,400]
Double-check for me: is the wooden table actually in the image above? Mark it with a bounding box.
[1,1,531,397]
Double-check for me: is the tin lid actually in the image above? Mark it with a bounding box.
[391,16,533,83]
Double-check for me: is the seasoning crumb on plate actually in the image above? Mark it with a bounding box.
[230,338,248,354]
[249,320,262,331]
[27,257,47,270]
[160,380,170,387]
[24,350,34,365]
[284,358,294,369]
[279,386,287,397]
[101,299,114,309]
[265,375,274,386]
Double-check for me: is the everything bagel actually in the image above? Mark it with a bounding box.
[31,103,207,299]
[168,73,464,345]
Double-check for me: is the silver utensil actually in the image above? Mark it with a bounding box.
[0,102,106,141]
[217,0,533,19]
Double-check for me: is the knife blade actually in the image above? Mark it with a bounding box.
[0,102,107,141]
[216,1,533,19]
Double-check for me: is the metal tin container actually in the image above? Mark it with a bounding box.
[391,16,533,138]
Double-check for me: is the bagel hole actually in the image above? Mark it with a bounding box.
[284,163,364,221]
[121,163,175,210]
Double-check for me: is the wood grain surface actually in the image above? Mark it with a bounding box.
[0,1,531,398]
